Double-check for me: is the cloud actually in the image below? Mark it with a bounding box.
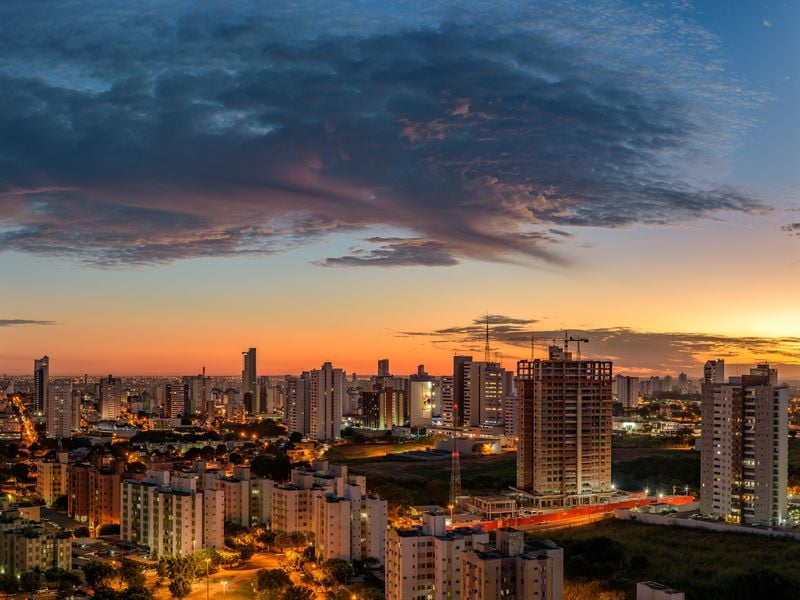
[0,0,768,268]
[781,223,800,237]
[0,319,54,327]
[762,19,772,28]
[317,238,459,267]
[399,315,800,374]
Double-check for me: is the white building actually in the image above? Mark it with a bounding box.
[615,375,640,410]
[408,377,434,428]
[385,511,489,600]
[99,375,122,420]
[700,363,788,525]
[309,363,345,441]
[121,470,224,556]
[46,381,74,439]
[35,452,69,506]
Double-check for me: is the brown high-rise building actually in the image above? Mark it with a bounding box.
[67,464,121,534]
[515,345,612,508]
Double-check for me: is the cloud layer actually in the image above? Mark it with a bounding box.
[0,319,54,327]
[0,0,766,268]
[399,314,800,374]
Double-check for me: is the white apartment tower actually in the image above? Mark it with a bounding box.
[309,363,345,441]
[99,375,122,420]
[615,375,640,410]
[46,381,74,439]
[700,363,788,525]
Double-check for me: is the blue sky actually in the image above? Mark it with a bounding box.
[0,0,797,375]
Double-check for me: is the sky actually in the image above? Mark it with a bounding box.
[0,0,798,377]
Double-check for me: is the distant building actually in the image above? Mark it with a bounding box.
[703,358,725,383]
[99,375,122,420]
[46,380,74,438]
[700,363,788,525]
[516,345,613,508]
[210,465,273,527]
[408,375,434,428]
[377,358,391,377]
[615,375,640,410]
[34,356,49,414]
[286,374,310,435]
[242,348,257,396]
[465,362,506,427]
[164,383,189,418]
[461,528,564,600]
[309,363,345,441]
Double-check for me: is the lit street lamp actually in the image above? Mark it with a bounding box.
[221,580,228,600]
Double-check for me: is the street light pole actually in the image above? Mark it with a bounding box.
[205,558,210,600]
[222,580,228,600]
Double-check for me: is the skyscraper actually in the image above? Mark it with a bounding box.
[452,355,472,428]
[408,374,434,428]
[241,348,257,396]
[700,363,788,525]
[309,362,345,441]
[286,374,310,435]
[515,344,613,508]
[99,375,122,420]
[34,356,49,414]
[464,361,506,427]
[377,358,391,377]
[46,380,73,439]
[164,383,189,418]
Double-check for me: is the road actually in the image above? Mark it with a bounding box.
[151,553,284,600]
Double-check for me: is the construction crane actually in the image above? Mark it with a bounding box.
[564,331,589,361]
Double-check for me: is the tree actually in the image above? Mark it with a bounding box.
[0,573,19,595]
[228,452,244,465]
[321,559,354,585]
[53,494,68,509]
[20,570,45,594]
[84,561,116,589]
[237,543,256,561]
[120,559,146,588]
[120,587,155,600]
[97,523,121,536]
[216,444,228,457]
[201,446,216,461]
[250,452,291,482]
[73,526,91,538]
[256,569,291,592]
[282,586,313,600]
[167,555,196,600]
[156,556,169,579]
[288,432,303,443]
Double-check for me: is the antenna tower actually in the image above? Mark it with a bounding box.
[484,313,491,363]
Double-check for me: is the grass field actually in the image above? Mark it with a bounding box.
[545,518,800,600]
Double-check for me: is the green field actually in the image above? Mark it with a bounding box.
[545,519,800,600]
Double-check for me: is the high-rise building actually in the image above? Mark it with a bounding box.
[242,348,257,396]
[309,363,345,441]
[440,376,454,427]
[516,345,613,508]
[164,383,189,418]
[377,358,391,377]
[700,364,788,525]
[615,375,640,410]
[461,528,564,600]
[453,356,472,428]
[184,372,212,415]
[34,356,49,414]
[464,361,506,427]
[286,374,310,435]
[408,375,434,428]
[703,358,725,383]
[46,380,74,439]
[99,375,122,420]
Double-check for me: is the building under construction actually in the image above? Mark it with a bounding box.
[514,341,613,509]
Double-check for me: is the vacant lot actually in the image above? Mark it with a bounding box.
[546,518,800,600]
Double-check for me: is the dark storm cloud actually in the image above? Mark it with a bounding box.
[0,0,767,268]
[0,319,54,327]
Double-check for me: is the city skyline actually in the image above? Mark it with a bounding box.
[1,0,798,376]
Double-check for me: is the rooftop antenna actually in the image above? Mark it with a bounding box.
[450,435,461,509]
[484,313,491,363]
